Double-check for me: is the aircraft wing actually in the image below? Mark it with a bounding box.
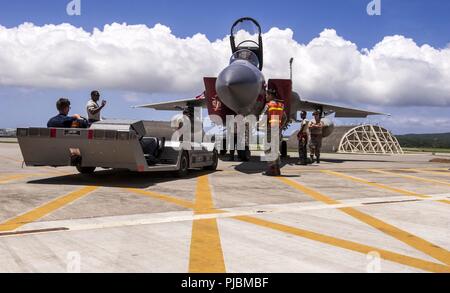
[134,97,206,111]
[296,99,386,118]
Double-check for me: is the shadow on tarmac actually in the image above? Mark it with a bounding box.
[232,155,391,175]
[27,169,218,189]
[26,156,391,187]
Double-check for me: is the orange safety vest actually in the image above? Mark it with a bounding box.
[267,100,285,127]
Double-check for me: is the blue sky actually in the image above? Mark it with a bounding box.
[0,0,449,134]
[1,0,449,49]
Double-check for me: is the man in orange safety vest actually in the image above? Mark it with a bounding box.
[263,88,285,176]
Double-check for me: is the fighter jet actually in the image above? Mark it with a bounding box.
[136,17,382,161]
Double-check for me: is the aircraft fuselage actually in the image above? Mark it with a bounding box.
[215,59,266,116]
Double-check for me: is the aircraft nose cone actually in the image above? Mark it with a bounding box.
[216,62,263,115]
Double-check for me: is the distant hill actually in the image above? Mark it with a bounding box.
[396,133,450,148]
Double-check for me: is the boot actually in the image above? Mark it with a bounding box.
[263,164,278,176]
[296,153,302,165]
[276,168,281,176]
[274,163,281,176]
[263,170,277,176]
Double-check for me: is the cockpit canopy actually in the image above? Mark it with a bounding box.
[230,17,263,70]
[231,20,260,48]
[230,49,260,68]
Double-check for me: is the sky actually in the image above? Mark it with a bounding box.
[0,0,449,134]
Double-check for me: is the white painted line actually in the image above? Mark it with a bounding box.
[3,193,449,237]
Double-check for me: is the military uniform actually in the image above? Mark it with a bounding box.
[297,118,309,165]
[309,118,324,163]
[86,99,101,123]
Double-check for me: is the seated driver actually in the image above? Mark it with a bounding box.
[47,98,88,128]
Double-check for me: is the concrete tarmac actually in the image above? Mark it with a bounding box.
[0,142,449,273]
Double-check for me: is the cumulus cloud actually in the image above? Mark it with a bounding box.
[0,22,449,107]
[375,115,450,135]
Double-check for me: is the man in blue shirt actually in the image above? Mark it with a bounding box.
[47,98,88,128]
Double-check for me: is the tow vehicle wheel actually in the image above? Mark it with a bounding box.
[204,149,218,171]
[238,147,251,162]
[280,141,288,158]
[76,166,96,174]
[175,152,189,178]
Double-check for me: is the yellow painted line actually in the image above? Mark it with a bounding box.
[323,169,450,205]
[321,170,429,199]
[189,175,226,273]
[127,182,449,273]
[189,218,226,273]
[234,215,450,273]
[0,174,30,184]
[0,154,22,163]
[0,172,77,184]
[194,176,217,214]
[0,154,70,175]
[277,177,450,267]
[368,169,450,205]
[127,188,195,210]
[369,169,450,187]
[0,186,98,232]
[410,169,450,177]
[416,168,450,171]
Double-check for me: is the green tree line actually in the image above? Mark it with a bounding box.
[396,133,450,148]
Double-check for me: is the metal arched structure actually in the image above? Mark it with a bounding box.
[338,125,403,155]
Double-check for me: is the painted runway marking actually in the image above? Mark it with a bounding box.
[0,172,69,183]
[5,173,444,272]
[277,177,450,267]
[127,188,194,209]
[0,154,22,163]
[410,169,450,177]
[369,169,450,187]
[321,170,429,198]
[368,169,450,205]
[0,174,30,184]
[6,193,450,235]
[323,170,450,205]
[0,186,98,232]
[233,215,449,273]
[189,175,226,273]
[127,186,450,272]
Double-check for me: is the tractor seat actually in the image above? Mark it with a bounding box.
[140,137,165,164]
